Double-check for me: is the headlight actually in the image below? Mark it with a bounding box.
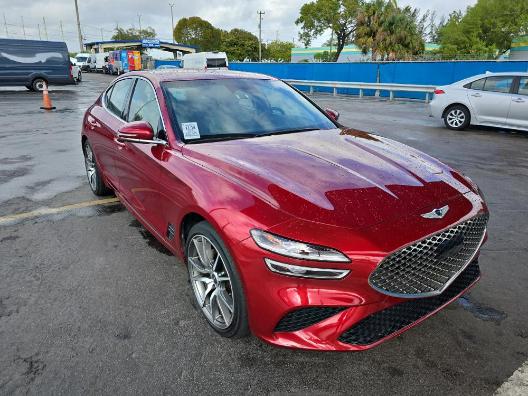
[250,229,350,262]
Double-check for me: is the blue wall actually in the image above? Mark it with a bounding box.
[229,61,528,99]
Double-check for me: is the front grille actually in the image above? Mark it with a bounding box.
[274,307,347,332]
[369,214,488,297]
[339,262,480,346]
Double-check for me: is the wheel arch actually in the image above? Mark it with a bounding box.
[442,102,472,123]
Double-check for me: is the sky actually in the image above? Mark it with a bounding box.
[0,0,477,52]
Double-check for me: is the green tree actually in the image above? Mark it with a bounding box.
[173,17,222,51]
[296,0,362,62]
[112,27,156,40]
[314,50,334,62]
[438,0,528,58]
[221,29,259,61]
[355,0,424,60]
[266,40,294,61]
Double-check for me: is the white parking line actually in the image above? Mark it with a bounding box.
[495,360,528,396]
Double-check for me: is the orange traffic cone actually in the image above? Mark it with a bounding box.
[40,83,56,110]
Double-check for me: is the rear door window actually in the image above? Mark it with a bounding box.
[106,79,134,119]
[482,76,514,94]
[206,58,227,68]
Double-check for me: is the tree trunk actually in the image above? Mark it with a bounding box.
[334,38,345,62]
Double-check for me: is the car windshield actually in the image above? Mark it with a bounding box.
[162,78,336,142]
[76,56,88,62]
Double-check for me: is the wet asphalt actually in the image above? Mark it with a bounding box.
[0,73,527,395]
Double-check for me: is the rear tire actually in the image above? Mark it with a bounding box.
[185,221,249,338]
[444,105,470,131]
[83,140,112,196]
[77,72,82,82]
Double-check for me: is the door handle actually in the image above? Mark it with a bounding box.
[471,93,482,98]
[512,98,525,103]
[114,137,126,147]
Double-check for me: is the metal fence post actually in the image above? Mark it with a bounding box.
[310,85,314,95]
[359,88,363,98]
[425,93,430,103]
[333,87,337,96]
[389,91,394,101]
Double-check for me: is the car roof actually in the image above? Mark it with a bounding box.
[126,69,275,83]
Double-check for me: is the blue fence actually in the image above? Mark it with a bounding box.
[229,61,528,99]
[153,59,182,69]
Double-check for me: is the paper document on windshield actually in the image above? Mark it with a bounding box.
[182,122,200,139]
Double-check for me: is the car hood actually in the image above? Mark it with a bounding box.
[182,128,471,229]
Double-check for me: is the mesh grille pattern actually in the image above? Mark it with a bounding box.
[274,307,347,332]
[369,214,488,297]
[339,262,480,346]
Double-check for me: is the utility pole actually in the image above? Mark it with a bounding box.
[21,16,26,39]
[137,13,142,34]
[37,23,41,40]
[74,0,83,52]
[100,27,104,41]
[60,20,65,41]
[43,17,48,40]
[169,3,175,43]
[3,13,8,38]
[257,10,265,62]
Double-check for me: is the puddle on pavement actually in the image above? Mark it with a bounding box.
[129,219,172,256]
[457,295,507,323]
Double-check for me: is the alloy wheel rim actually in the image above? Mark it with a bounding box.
[84,144,97,190]
[36,80,45,91]
[447,109,465,128]
[188,234,235,330]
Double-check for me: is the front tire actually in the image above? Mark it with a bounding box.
[83,140,112,196]
[444,105,470,131]
[186,222,249,338]
[31,78,47,92]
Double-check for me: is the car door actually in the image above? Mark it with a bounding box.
[507,77,528,130]
[467,76,514,126]
[87,78,134,188]
[113,77,167,234]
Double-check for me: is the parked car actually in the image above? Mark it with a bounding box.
[88,52,109,72]
[0,38,75,91]
[74,52,91,71]
[182,51,228,69]
[70,57,82,83]
[81,70,489,351]
[430,72,528,131]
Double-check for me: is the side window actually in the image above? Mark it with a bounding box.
[482,76,513,94]
[106,79,133,118]
[517,77,528,96]
[128,79,162,133]
[468,78,486,91]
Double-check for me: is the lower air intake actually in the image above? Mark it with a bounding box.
[274,307,347,332]
[339,262,480,346]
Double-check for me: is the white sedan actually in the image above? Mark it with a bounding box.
[430,72,528,131]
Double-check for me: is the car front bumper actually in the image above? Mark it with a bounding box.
[240,240,481,351]
[232,206,487,351]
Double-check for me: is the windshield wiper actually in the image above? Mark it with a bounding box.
[257,128,318,137]
[185,133,258,143]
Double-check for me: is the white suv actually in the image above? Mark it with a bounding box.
[430,72,528,131]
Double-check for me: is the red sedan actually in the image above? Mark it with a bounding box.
[81,70,489,351]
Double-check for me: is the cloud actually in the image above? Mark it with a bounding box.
[0,0,477,51]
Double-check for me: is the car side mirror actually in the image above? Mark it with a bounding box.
[325,108,340,121]
[117,121,160,144]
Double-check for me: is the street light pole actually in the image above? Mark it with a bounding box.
[21,16,26,39]
[74,0,83,52]
[169,3,175,43]
[137,14,142,34]
[257,10,265,62]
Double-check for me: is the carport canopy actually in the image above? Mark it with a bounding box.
[84,39,196,55]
